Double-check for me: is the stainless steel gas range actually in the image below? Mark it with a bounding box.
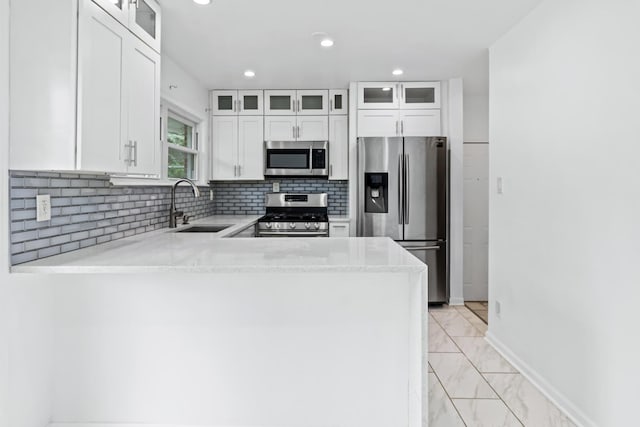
[256,193,329,237]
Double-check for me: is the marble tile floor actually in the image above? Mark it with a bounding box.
[464,301,489,324]
[428,305,576,427]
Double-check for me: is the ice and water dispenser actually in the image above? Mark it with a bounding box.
[364,173,388,213]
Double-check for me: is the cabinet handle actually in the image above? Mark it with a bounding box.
[297,99,301,112]
[330,164,333,177]
[401,84,404,102]
[395,120,399,135]
[330,99,333,112]
[124,141,133,166]
[332,225,347,228]
[297,125,301,139]
[238,99,242,112]
[401,120,404,135]
[292,126,295,139]
[238,165,242,176]
[133,140,138,167]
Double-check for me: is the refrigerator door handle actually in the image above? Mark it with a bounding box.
[405,246,440,251]
[398,154,403,224]
[404,154,410,224]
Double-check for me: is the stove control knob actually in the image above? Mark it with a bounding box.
[305,222,311,229]
[314,222,320,230]
[289,222,296,229]
[265,222,272,229]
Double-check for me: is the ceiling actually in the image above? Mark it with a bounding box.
[160,0,542,94]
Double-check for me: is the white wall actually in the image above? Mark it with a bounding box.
[2,2,55,426]
[488,0,640,426]
[464,95,489,142]
[160,55,210,182]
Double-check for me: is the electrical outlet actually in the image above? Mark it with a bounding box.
[273,181,280,193]
[209,189,214,201]
[497,177,504,194]
[495,300,502,318]
[36,194,51,222]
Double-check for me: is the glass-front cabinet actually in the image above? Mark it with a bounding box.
[212,90,264,115]
[265,90,328,115]
[264,90,296,115]
[329,89,348,115]
[91,0,161,53]
[399,82,441,109]
[296,90,328,115]
[357,82,400,109]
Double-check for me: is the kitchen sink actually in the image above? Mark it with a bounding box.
[176,225,232,233]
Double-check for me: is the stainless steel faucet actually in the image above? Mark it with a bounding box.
[169,178,201,228]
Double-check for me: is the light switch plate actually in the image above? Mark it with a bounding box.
[36,194,51,222]
[273,182,280,193]
[497,177,504,194]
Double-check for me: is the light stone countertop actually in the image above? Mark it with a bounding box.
[11,215,425,274]
[328,215,350,222]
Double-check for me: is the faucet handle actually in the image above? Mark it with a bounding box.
[182,215,191,225]
[173,210,184,218]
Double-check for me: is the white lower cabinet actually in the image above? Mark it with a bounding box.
[329,116,348,180]
[329,222,350,237]
[264,116,328,141]
[358,109,441,137]
[212,116,263,180]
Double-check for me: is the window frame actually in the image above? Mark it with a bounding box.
[161,101,202,182]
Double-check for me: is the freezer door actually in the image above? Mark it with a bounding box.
[403,137,447,240]
[400,241,448,304]
[357,137,403,239]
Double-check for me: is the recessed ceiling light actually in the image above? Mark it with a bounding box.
[382,87,391,91]
[244,70,256,78]
[320,38,334,47]
[392,69,404,76]
[193,0,211,5]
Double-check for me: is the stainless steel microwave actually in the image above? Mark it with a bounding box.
[264,141,328,177]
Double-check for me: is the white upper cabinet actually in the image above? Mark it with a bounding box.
[357,82,399,109]
[264,116,297,141]
[265,90,328,115]
[92,0,161,53]
[264,116,327,141]
[297,116,328,140]
[399,110,441,137]
[357,110,400,137]
[399,82,441,109]
[329,89,348,115]
[358,82,440,109]
[264,90,296,115]
[211,115,263,180]
[129,0,161,53]
[329,115,348,180]
[296,90,328,115]
[212,90,264,116]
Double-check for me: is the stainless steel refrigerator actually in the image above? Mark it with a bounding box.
[357,136,448,304]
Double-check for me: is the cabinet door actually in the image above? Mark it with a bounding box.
[264,116,297,141]
[297,116,328,141]
[77,0,128,173]
[212,90,238,115]
[399,110,441,137]
[126,35,161,175]
[399,82,441,109]
[357,82,399,109]
[329,89,348,115]
[357,110,399,137]
[329,222,350,237]
[296,90,328,115]
[329,115,348,180]
[264,90,296,115]
[238,116,264,180]
[92,0,129,26]
[238,90,264,115]
[128,0,161,52]
[212,116,238,180]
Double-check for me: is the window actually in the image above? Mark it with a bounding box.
[162,104,201,180]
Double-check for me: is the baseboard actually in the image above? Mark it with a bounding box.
[448,296,464,306]
[485,332,597,427]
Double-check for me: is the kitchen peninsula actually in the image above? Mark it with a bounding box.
[12,222,429,427]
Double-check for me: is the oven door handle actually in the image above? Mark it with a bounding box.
[258,231,329,237]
